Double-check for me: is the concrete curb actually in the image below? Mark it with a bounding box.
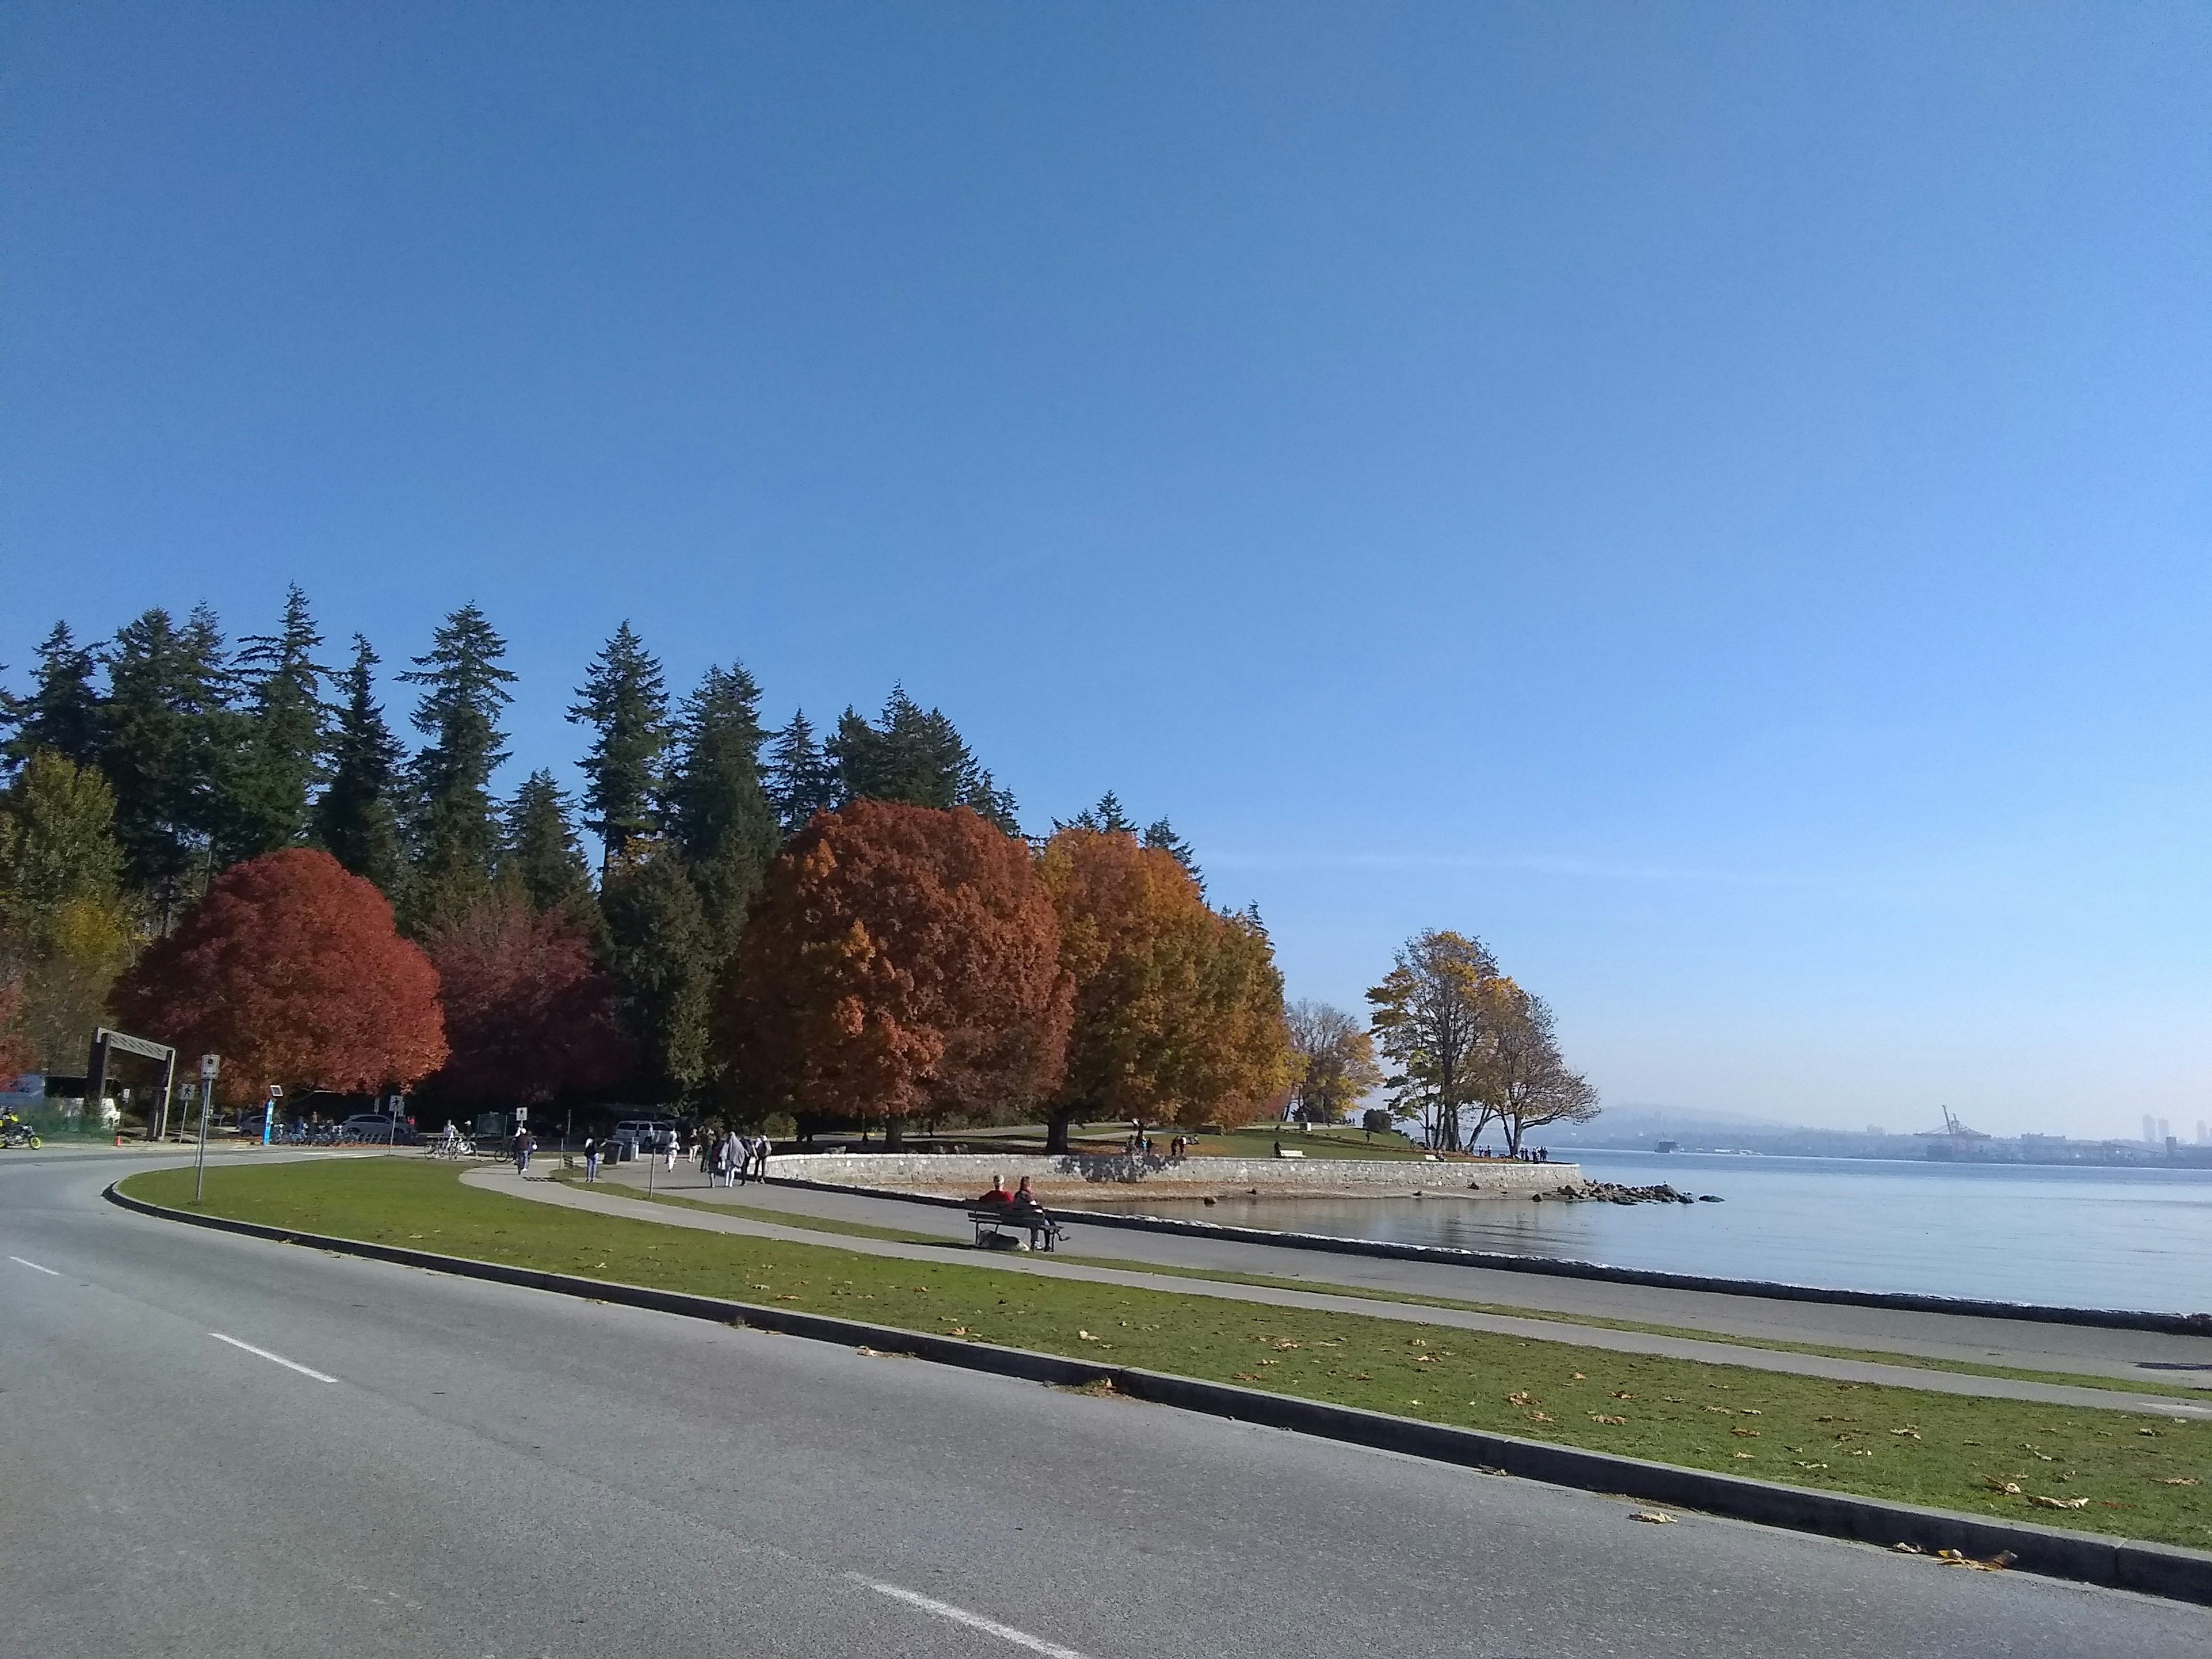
[760,1174,2212,1338]
[106,1180,2212,1607]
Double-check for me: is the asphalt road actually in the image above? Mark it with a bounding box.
[2,1152,2204,1658]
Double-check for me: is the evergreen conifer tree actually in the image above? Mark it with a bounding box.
[221,585,329,859]
[312,636,407,896]
[1058,791,1138,834]
[664,662,781,945]
[766,710,836,832]
[827,688,1020,833]
[601,845,714,1104]
[101,605,232,925]
[567,622,668,874]
[3,624,104,776]
[502,770,595,922]
[400,604,515,925]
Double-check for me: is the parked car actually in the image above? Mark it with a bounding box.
[611,1118,678,1150]
[340,1113,418,1144]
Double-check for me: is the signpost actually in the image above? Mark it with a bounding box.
[195,1054,219,1203]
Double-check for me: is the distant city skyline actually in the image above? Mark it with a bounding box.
[6,5,2210,1140]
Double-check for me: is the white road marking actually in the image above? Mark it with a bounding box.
[8,1255,61,1276]
[849,1574,1093,1659]
[209,1332,339,1383]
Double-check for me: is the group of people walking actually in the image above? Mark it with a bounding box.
[704,1129,771,1186]
[574,1126,774,1185]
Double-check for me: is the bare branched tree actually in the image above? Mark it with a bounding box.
[1476,979,1599,1154]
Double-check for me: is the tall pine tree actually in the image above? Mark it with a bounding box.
[312,635,406,896]
[3,624,104,776]
[502,769,595,923]
[664,661,781,952]
[601,844,714,1105]
[827,687,1020,832]
[766,710,836,832]
[1056,790,1138,834]
[101,605,232,926]
[221,585,329,860]
[400,604,515,927]
[567,622,668,875]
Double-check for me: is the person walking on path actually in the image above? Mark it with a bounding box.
[722,1130,741,1188]
[751,1135,770,1182]
[665,1129,679,1172]
[582,1135,599,1183]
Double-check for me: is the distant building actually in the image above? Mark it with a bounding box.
[2143,1115,2158,1145]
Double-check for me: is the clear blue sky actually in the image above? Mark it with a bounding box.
[5,5,2209,1138]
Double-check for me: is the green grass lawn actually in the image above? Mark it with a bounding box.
[120,1158,2212,1550]
[559,1173,953,1245]
[1178,1124,1431,1160]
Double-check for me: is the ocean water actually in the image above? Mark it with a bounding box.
[1057,1150,2212,1313]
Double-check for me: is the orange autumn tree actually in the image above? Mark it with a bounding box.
[1035,827,1293,1153]
[718,800,1070,1144]
[116,848,446,1103]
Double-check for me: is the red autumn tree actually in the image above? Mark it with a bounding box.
[1036,827,1294,1152]
[420,889,628,1105]
[115,848,446,1103]
[718,801,1070,1144]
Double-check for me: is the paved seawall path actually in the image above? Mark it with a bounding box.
[759,1149,1581,1198]
[473,1164,2212,1418]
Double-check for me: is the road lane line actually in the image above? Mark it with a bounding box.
[8,1255,62,1276]
[848,1574,1092,1659]
[209,1332,339,1383]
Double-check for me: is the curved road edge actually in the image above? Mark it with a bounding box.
[104,1176,2212,1608]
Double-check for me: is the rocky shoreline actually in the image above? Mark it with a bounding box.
[1532,1180,1723,1206]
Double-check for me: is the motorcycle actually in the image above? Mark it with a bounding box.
[1,1119,43,1150]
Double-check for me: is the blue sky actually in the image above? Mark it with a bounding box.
[5,5,2209,1137]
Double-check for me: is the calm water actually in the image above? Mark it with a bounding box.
[1058,1150,2212,1312]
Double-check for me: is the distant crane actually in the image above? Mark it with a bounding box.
[1915,1105,1991,1158]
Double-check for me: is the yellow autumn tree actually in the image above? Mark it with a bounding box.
[1036,827,1293,1153]
[0,752,137,1068]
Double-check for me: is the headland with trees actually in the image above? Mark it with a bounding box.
[0,590,1595,1154]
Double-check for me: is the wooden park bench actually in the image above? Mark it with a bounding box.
[967,1205,1066,1252]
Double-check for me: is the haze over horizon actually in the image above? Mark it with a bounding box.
[6,5,2209,1142]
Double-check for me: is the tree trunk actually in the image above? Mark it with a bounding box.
[882,1116,905,1151]
[1044,1104,1079,1154]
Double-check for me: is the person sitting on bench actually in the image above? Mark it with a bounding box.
[1007,1177,1045,1218]
[978,1175,1013,1207]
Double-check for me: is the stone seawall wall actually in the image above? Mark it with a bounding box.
[769,1152,1578,1199]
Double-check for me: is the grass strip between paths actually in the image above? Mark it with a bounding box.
[575,1172,2212,1404]
[120,1158,2212,1552]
